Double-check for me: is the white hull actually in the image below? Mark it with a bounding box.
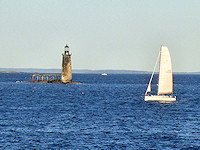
[145,95,176,101]
[101,73,108,76]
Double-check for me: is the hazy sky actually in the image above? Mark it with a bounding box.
[1,0,200,72]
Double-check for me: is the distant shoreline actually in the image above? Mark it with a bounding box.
[0,71,23,73]
[0,68,199,74]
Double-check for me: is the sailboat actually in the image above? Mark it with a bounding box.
[144,46,176,101]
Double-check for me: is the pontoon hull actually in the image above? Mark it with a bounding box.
[145,95,176,101]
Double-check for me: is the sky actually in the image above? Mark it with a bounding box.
[0,0,200,72]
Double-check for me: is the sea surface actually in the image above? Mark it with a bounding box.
[0,73,199,149]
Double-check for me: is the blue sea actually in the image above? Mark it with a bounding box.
[0,73,199,149]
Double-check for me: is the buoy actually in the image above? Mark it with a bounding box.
[82,92,84,94]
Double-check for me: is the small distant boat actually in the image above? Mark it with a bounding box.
[144,46,176,101]
[101,73,108,76]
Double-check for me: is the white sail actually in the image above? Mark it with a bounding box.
[147,84,151,93]
[157,46,173,95]
[145,51,160,95]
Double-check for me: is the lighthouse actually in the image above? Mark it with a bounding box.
[61,44,72,83]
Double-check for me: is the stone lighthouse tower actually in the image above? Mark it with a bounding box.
[61,44,72,83]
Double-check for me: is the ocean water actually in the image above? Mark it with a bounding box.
[0,73,199,149]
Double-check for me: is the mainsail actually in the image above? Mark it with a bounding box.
[157,46,173,95]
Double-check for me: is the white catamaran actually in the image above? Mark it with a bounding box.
[144,46,176,101]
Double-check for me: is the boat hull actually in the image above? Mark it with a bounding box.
[145,95,176,101]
